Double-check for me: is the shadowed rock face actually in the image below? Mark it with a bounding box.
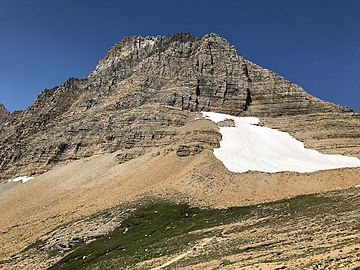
[0,104,10,125]
[0,33,359,181]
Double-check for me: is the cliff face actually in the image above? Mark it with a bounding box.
[87,33,352,116]
[0,33,359,181]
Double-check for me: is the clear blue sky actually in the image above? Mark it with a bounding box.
[1,0,359,112]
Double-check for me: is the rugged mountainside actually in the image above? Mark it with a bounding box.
[1,33,360,269]
[0,104,10,125]
[0,33,360,181]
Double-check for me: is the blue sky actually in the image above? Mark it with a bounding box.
[0,0,359,112]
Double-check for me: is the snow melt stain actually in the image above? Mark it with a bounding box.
[8,176,34,183]
[202,112,360,173]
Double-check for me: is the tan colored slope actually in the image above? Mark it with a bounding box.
[1,138,360,261]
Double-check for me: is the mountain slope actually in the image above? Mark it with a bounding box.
[0,33,359,182]
[2,183,360,269]
[1,142,359,262]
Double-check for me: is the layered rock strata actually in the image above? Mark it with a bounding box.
[0,33,359,181]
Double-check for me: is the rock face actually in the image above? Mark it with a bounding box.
[0,104,10,125]
[0,33,359,181]
[88,33,352,116]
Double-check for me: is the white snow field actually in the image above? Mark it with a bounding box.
[8,176,34,183]
[202,112,360,173]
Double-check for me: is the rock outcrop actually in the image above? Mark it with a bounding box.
[0,33,359,181]
[0,104,10,125]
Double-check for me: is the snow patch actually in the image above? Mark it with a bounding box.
[8,176,34,183]
[202,112,360,173]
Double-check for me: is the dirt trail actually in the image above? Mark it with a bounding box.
[151,238,214,270]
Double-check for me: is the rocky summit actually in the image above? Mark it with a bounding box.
[1,33,359,182]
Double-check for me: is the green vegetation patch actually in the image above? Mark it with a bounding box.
[49,201,256,269]
[49,192,339,269]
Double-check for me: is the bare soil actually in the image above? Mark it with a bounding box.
[0,146,359,262]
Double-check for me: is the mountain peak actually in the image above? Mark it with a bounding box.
[201,32,229,42]
[92,33,235,76]
[0,33,359,182]
[88,32,349,116]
